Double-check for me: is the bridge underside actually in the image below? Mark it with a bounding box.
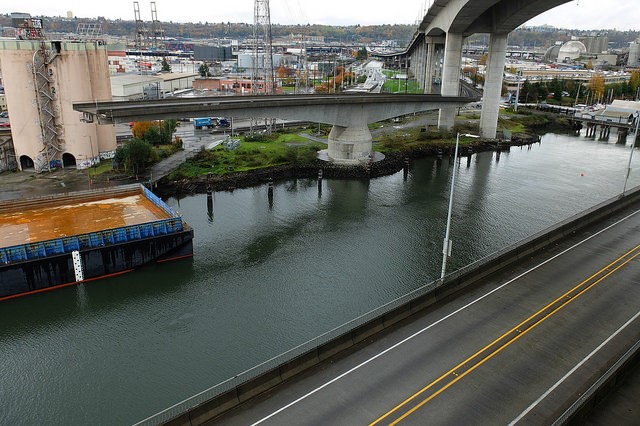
[74,95,475,165]
[408,0,574,138]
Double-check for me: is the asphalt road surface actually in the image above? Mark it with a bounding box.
[207,202,640,425]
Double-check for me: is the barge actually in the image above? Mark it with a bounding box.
[0,184,193,300]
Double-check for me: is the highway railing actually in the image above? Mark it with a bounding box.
[134,185,640,426]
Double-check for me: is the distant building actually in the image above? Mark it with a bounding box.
[0,38,115,171]
[193,45,233,62]
[558,40,587,62]
[580,35,609,54]
[192,76,278,94]
[629,42,640,67]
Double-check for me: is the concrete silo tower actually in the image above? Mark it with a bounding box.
[0,14,115,172]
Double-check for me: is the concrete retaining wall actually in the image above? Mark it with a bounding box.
[163,187,640,426]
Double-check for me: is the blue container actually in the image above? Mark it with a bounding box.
[26,243,47,259]
[62,237,80,252]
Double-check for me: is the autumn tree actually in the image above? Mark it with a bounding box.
[630,71,640,95]
[131,121,154,140]
[588,75,606,102]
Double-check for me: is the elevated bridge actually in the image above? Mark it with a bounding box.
[74,93,475,165]
[383,0,573,138]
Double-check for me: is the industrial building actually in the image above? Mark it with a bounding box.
[0,36,116,172]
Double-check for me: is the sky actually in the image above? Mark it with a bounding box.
[2,0,638,30]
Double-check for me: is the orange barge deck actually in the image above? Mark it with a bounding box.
[0,184,193,300]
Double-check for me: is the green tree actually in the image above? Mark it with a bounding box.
[114,139,152,174]
[198,63,210,77]
[162,119,178,141]
[356,47,368,60]
[144,126,164,146]
[161,57,171,72]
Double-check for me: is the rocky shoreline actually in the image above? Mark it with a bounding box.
[154,133,542,198]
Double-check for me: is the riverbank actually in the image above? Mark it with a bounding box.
[0,109,571,200]
[154,131,545,198]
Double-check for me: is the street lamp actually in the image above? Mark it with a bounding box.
[441,133,479,279]
[622,111,640,196]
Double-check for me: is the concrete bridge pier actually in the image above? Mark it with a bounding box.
[327,124,373,164]
[480,33,508,139]
[412,38,424,92]
[617,128,628,143]
[438,33,464,131]
[424,39,437,94]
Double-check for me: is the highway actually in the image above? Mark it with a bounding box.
[73,93,476,125]
[206,202,640,425]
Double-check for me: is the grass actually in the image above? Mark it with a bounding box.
[168,132,325,179]
[382,79,422,94]
[87,160,114,178]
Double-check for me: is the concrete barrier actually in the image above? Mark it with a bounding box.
[161,187,640,425]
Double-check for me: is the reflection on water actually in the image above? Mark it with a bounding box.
[1,132,640,425]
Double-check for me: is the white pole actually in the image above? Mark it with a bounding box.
[514,72,521,112]
[441,132,460,279]
[622,111,640,196]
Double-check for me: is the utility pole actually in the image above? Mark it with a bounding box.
[622,111,640,196]
[514,70,522,112]
[441,132,460,280]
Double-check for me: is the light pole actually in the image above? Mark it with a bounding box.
[514,70,522,112]
[441,133,478,280]
[622,111,640,196]
[441,133,460,280]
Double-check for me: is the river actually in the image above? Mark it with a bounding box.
[1,131,639,424]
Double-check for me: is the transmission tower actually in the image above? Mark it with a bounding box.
[150,1,165,50]
[252,0,275,95]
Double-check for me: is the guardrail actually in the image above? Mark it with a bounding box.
[135,185,640,426]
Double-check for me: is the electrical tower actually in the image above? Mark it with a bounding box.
[251,0,276,135]
[150,1,165,50]
[252,0,275,95]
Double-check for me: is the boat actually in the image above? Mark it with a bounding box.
[0,184,193,301]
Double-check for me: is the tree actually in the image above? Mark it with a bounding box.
[588,75,606,102]
[630,71,640,95]
[114,139,152,174]
[131,121,154,140]
[198,63,210,77]
[161,57,171,72]
[356,47,368,60]
[585,59,593,70]
[131,120,178,146]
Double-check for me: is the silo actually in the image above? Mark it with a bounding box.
[0,39,115,171]
[629,42,640,67]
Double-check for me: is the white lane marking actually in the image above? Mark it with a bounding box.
[251,209,640,425]
[509,310,640,425]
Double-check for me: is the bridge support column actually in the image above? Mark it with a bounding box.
[480,33,508,139]
[416,41,425,91]
[424,40,435,94]
[327,124,373,164]
[438,33,463,131]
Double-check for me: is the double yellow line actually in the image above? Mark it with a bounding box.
[370,243,640,425]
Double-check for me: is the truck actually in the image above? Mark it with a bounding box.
[194,117,213,129]
[216,118,230,128]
